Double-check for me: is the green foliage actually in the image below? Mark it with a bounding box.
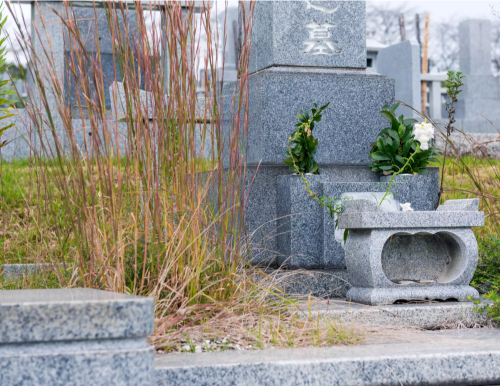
[369,103,440,175]
[471,236,500,323]
[285,102,348,232]
[473,292,500,323]
[444,70,465,103]
[472,236,500,294]
[0,7,17,146]
[284,102,330,175]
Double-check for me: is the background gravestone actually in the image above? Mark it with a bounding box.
[377,40,421,118]
[455,19,500,123]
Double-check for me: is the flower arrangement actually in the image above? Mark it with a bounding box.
[369,103,440,176]
[284,102,330,175]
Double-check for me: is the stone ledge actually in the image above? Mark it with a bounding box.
[154,328,500,386]
[0,288,154,343]
[338,211,484,229]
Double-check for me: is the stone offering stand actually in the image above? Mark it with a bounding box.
[338,199,483,305]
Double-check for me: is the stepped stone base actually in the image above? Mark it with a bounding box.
[0,289,154,386]
[346,285,479,307]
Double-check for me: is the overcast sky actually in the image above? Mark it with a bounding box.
[369,1,499,22]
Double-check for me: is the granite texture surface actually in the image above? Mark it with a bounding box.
[346,285,479,306]
[304,298,493,329]
[155,329,500,386]
[223,67,395,167]
[248,1,366,73]
[379,170,440,211]
[258,268,351,298]
[339,199,482,305]
[0,109,129,161]
[256,164,378,268]
[0,288,155,386]
[0,288,154,343]
[322,182,391,268]
[2,264,49,282]
[110,81,212,121]
[437,198,480,211]
[377,40,421,118]
[338,210,484,229]
[0,343,153,386]
[268,168,440,269]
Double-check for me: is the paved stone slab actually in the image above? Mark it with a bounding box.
[302,298,493,329]
[155,328,500,386]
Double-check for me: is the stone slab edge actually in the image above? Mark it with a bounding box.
[155,329,500,386]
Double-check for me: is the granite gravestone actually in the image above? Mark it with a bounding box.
[224,1,438,271]
[2,2,189,160]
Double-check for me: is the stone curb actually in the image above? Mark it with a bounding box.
[154,329,500,386]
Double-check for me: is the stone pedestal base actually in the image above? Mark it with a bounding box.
[346,285,479,306]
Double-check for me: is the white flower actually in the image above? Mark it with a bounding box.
[413,121,434,150]
[400,203,414,212]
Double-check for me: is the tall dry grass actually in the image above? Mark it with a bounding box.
[4,0,284,345]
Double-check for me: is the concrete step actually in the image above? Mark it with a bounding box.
[155,328,500,386]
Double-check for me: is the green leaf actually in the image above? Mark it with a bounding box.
[403,140,412,156]
[377,137,386,152]
[403,118,418,126]
[379,165,394,171]
[370,152,390,161]
[343,229,349,244]
[398,124,406,138]
[390,102,401,114]
[388,129,399,141]
[395,155,405,165]
[380,111,394,122]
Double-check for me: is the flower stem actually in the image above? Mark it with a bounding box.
[378,144,420,206]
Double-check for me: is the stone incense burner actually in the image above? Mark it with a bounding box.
[337,198,484,305]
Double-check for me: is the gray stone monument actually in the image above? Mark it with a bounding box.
[224,1,439,274]
[377,40,421,118]
[456,19,500,124]
[0,288,154,385]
